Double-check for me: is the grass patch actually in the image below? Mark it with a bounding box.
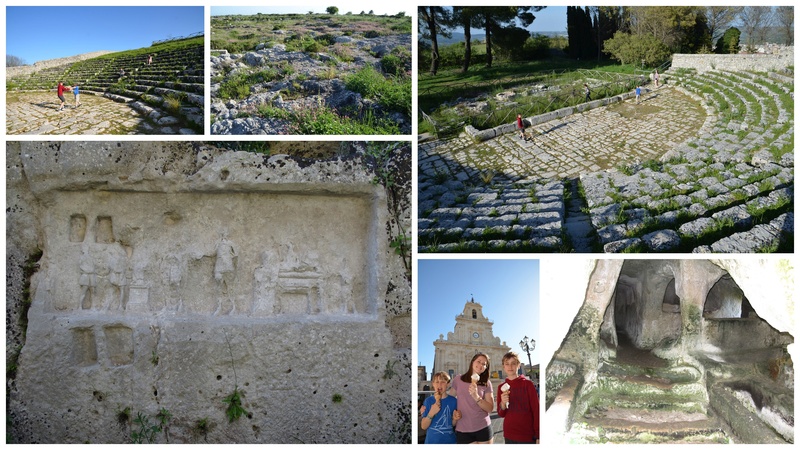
[345,65,411,116]
[218,68,280,100]
[257,102,400,135]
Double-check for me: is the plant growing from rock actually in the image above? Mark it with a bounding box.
[155,408,172,443]
[131,411,161,444]
[193,418,211,443]
[366,142,411,280]
[116,406,131,427]
[222,329,248,423]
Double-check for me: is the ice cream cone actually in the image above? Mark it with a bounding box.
[501,383,510,408]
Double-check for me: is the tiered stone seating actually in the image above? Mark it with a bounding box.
[418,68,792,253]
[418,177,566,252]
[7,37,204,133]
[580,69,793,252]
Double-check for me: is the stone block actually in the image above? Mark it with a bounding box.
[7,142,410,444]
[642,229,681,252]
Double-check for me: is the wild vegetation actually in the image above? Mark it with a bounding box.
[211,11,412,134]
[418,6,793,136]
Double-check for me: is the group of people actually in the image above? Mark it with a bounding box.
[420,351,539,444]
[635,69,660,103]
[56,81,81,111]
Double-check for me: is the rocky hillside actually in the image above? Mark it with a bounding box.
[211,13,411,135]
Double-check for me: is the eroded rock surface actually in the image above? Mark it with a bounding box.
[6,141,411,443]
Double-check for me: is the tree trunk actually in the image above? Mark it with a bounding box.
[462,20,472,73]
[427,7,440,75]
[485,20,493,68]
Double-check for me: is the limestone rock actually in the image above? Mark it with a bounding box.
[6,141,411,444]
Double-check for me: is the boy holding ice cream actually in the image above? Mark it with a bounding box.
[497,351,540,444]
[420,371,460,444]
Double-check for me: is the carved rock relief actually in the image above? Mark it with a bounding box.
[42,191,374,319]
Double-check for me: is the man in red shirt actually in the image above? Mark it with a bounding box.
[497,351,540,444]
[57,81,71,111]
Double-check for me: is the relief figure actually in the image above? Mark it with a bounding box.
[252,251,279,316]
[214,231,237,315]
[79,246,97,309]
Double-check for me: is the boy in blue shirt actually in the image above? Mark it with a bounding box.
[420,372,460,444]
[73,85,81,108]
[635,85,641,103]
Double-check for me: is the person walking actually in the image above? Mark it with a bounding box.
[516,114,526,141]
[584,83,591,102]
[635,85,641,104]
[654,69,660,88]
[147,54,152,66]
[56,81,71,111]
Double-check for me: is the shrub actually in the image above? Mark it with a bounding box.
[364,30,381,38]
[380,47,411,76]
[303,39,323,53]
[162,92,185,113]
[345,65,411,115]
[522,34,551,60]
[315,33,336,46]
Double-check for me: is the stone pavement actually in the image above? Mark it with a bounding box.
[6,91,197,135]
[419,70,793,253]
[420,86,705,183]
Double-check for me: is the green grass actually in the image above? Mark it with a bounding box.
[256,103,400,135]
[218,69,280,100]
[345,65,411,116]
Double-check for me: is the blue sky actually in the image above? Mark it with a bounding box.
[212,5,409,17]
[6,7,204,64]
[418,259,540,376]
[429,6,567,35]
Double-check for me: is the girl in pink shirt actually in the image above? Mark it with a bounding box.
[452,352,495,444]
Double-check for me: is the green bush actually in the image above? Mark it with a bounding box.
[315,33,336,46]
[523,34,551,60]
[381,47,411,76]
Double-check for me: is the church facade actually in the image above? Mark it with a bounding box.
[432,298,511,381]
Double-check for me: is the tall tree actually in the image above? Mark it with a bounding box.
[715,27,741,54]
[418,7,451,75]
[683,10,712,53]
[739,6,773,48]
[776,6,793,45]
[755,7,775,46]
[628,6,698,52]
[451,7,479,73]
[581,6,595,59]
[704,6,743,48]
[471,6,543,68]
[567,6,578,58]
[566,6,593,59]
[592,7,625,61]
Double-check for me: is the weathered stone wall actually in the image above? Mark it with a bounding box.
[6,141,412,444]
[671,50,794,73]
[544,259,795,365]
[7,51,113,79]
